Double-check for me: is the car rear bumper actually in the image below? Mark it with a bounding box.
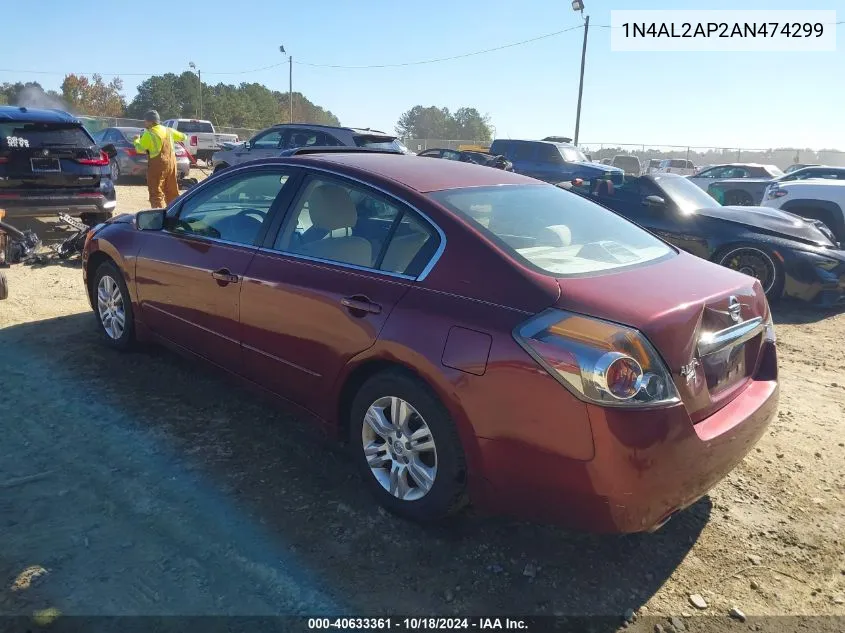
[0,192,116,218]
[474,367,778,533]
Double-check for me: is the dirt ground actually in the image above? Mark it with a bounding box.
[1,173,844,630]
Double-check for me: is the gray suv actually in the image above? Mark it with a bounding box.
[211,124,410,172]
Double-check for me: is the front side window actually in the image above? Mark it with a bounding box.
[251,129,285,149]
[560,147,587,163]
[430,185,674,276]
[171,171,291,245]
[275,177,438,275]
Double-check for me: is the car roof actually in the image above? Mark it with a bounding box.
[266,123,391,135]
[779,178,845,187]
[493,138,578,149]
[0,105,79,124]
[269,152,535,192]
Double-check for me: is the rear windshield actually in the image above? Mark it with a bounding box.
[430,185,674,276]
[176,121,214,133]
[354,135,410,153]
[669,159,688,168]
[0,122,93,149]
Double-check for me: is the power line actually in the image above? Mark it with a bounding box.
[294,25,584,69]
[0,25,585,78]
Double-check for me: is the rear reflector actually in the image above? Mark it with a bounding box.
[0,157,8,164]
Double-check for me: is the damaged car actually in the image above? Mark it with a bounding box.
[568,173,845,306]
[83,150,778,532]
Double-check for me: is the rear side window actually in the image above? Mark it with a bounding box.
[353,135,407,153]
[536,144,563,164]
[176,121,214,134]
[0,122,93,149]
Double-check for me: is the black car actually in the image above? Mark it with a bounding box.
[566,173,845,306]
[0,106,117,223]
[417,147,514,171]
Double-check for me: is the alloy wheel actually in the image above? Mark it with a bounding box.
[97,275,126,340]
[719,247,777,295]
[361,396,438,501]
[110,160,120,182]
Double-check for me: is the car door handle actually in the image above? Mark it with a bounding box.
[211,268,239,284]
[341,296,382,315]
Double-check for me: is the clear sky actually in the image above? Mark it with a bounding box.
[0,0,841,150]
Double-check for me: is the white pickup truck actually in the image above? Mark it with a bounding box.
[161,119,239,163]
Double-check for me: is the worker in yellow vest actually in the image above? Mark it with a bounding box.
[133,110,187,208]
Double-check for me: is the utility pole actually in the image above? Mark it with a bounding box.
[280,46,293,123]
[189,62,202,119]
[573,13,589,146]
[198,69,203,119]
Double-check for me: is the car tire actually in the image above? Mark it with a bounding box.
[716,245,784,302]
[349,370,468,522]
[213,163,229,175]
[110,159,121,183]
[723,190,753,206]
[93,261,135,350]
[0,271,8,301]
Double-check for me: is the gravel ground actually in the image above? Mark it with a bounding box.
[1,173,844,630]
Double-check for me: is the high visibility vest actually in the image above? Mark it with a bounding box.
[134,125,185,159]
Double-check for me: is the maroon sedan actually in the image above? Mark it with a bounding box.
[82,151,779,533]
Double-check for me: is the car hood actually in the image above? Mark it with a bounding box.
[578,162,624,173]
[697,205,835,245]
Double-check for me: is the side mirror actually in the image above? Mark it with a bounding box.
[101,143,117,159]
[643,195,666,208]
[244,141,252,150]
[136,209,165,231]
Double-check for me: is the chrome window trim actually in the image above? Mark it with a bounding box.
[256,247,416,281]
[193,160,447,282]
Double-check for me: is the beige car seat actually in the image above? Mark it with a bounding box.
[296,184,372,267]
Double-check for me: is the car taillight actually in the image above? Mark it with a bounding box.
[514,309,680,408]
[0,156,8,164]
[767,188,788,199]
[190,135,198,146]
[76,150,109,166]
[174,145,186,157]
[123,147,139,157]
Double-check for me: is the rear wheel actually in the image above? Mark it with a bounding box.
[110,159,121,183]
[717,245,784,301]
[349,370,468,522]
[723,190,753,206]
[93,261,135,350]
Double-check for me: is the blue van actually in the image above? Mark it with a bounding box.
[489,139,623,185]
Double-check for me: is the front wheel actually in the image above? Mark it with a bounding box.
[717,245,784,301]
[110,159,120,183]
[93,261,135,349]
[349,370,468,522]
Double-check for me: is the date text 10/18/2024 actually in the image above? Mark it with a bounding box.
[308,618,528,630]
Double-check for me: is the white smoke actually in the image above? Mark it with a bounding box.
[14,85,73,113]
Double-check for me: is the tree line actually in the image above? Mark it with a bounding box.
[395,105,493,141]
[1,73,340,130]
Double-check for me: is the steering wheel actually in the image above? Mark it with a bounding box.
[234,207,266,223]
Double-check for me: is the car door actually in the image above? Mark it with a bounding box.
[235,128,289,164]
[530,143,570,183]
[134,166,299,372]
[239,173,441,413]
[688,165,728,190]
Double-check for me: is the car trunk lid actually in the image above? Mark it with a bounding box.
[555,251,769,421]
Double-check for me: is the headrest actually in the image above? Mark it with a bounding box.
[308,185,358,231]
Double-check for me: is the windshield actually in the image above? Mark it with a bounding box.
[354,135,410,153]
[561,147,587,162]
[176,121,214,133]
[0,122,93,149]
[652,174,721,213]
[429,185,674,276]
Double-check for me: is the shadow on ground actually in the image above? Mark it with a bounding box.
[0,313,710,624]
[772,300,845,325]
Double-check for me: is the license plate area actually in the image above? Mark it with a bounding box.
[30,157,61,173]
[701,334,760,394]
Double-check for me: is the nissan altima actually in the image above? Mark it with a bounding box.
[82,151,779,533]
